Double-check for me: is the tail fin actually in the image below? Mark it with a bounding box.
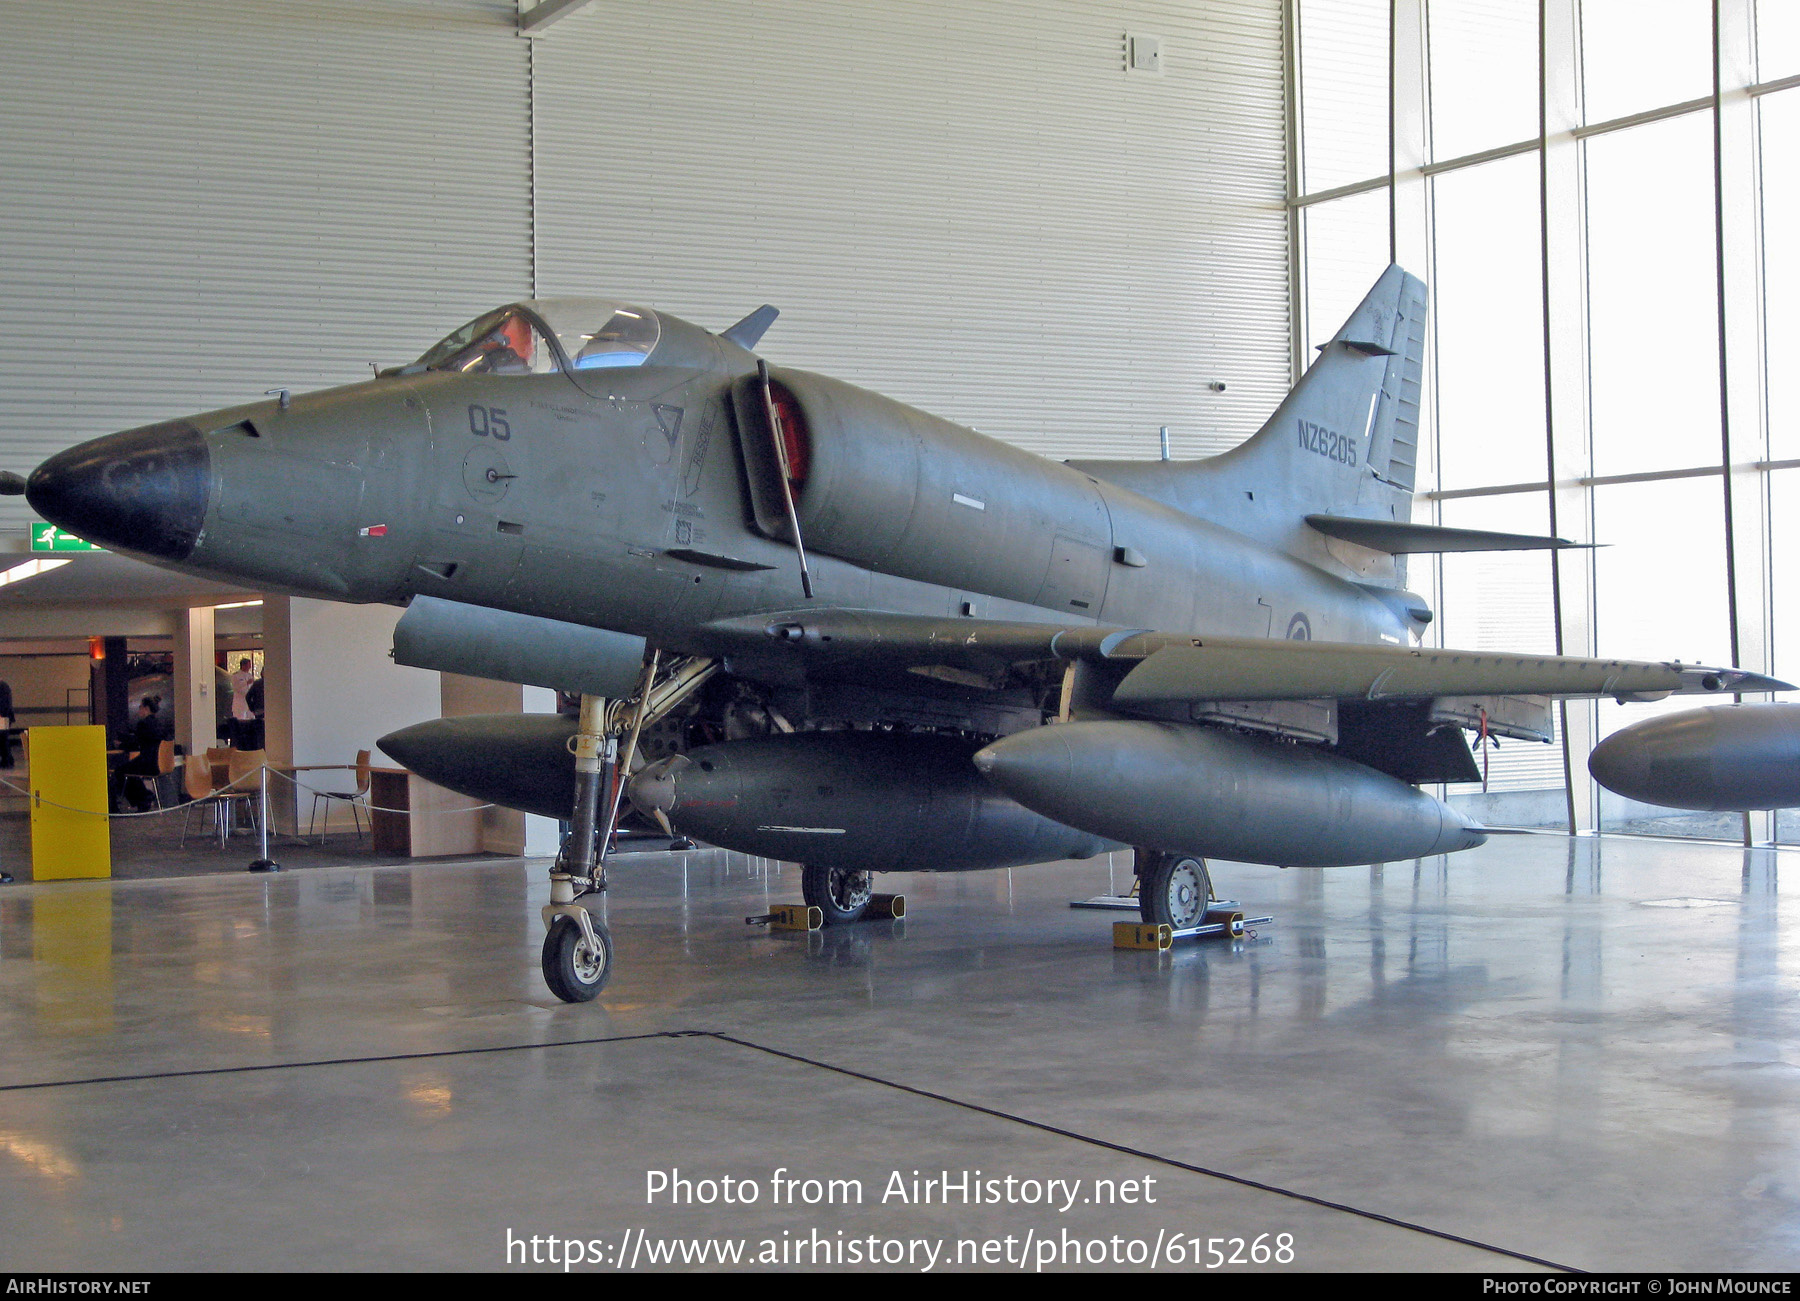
[1071,265,1429,531]
[1214,264,1428,519]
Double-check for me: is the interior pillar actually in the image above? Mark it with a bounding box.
[1715,0,1774,845]
[89,636,129,742]
[1542,0,1598,834]
[172,604,216,760]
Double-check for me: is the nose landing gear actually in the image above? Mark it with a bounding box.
[541,688,619,1003]
[541,905,614,1002]
[539,652,716,1003]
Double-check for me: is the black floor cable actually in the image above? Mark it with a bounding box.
[0,1026,1577,1272]
[0,1029,677,1093]
[693,1029,1579,1274]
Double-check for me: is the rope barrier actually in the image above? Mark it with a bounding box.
[0,762,493,821]
[263,765,494,815]
[0,775,211,819]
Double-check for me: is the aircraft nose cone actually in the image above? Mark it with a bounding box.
[26,419,210,560]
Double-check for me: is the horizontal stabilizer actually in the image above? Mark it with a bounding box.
[721,304,779,351]
[1305,514,1587,553]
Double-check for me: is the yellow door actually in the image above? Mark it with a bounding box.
[28,725,112,880]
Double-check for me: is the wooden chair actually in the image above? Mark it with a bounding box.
[309,749,372,841]
[224,748,267,838]
[204,747,231,791]
[121,738,179,812]
[150,739,176,809]
[179,757,229,847]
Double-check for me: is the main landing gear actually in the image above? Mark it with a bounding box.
[801,864,875,925]
[1135,848,1214,929]
[1073,849,1271,948]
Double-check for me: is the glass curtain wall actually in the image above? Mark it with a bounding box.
[1291,0,1800,841]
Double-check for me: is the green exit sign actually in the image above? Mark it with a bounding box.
[30,524,104,553]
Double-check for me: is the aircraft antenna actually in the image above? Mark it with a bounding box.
[757,359,815,599]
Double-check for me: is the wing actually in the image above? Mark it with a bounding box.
[1108,638,1783,705]
[692,608,1788,706]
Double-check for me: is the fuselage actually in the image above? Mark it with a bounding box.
[25,304,1409,660]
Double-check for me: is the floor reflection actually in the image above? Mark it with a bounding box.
[32,888,112,1036]
[1,835,1799,1269]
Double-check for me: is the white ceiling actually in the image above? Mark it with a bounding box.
[0,552,257,609]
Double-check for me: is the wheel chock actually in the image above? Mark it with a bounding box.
[867,893,905,920]
[746,903,823,931]
[1112,908,1272,950]
[1114,922,1172,951]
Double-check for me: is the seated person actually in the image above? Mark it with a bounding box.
[118,695,166,812]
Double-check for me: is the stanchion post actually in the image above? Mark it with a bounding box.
[248,761,281,872]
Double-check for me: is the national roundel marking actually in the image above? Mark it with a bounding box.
[1286,613,1312,641]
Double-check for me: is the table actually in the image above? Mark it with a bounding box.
[368,766,485,857]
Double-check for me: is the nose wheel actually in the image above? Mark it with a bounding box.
[541,909,613,1002]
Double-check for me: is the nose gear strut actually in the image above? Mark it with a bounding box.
[539,651,716,1002]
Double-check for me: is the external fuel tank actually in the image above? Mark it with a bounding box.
[973,720,1485,867]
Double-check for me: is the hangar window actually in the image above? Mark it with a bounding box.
[1297,0,1800,841]
[417,308,560,376]
[526,299,661,370]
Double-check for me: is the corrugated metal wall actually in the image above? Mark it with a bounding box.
[0,0,533,535]
[532,0,1292,463]
[0,0,1289,535]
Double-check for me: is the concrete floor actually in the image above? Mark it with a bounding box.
[0,834,1796,1272]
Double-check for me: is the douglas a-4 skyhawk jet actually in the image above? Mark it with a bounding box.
[20,267,1786,1000]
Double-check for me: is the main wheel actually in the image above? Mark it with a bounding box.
[801,863,873,925]
[541,913,612,1003]
[1139,854,1211,929]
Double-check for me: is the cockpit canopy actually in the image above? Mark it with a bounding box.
[414,298,661,376]
[531,298,661,370]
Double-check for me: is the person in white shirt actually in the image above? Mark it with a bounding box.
[229,657,255,749]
